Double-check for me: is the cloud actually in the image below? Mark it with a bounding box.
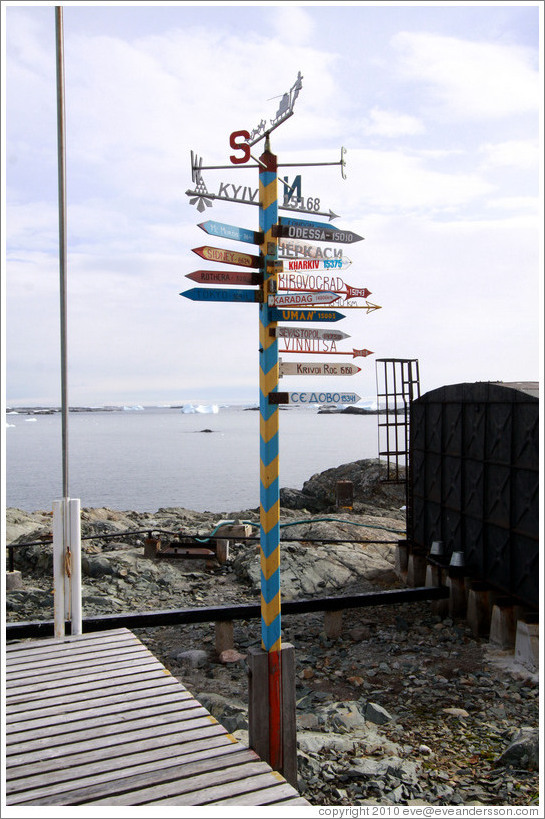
[392,31,540,119]
[269,5,316,46]
[479,139,540,170]
[363,107,425,138]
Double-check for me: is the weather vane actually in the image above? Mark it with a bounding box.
[246,71,303,146]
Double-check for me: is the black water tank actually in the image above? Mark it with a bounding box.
[409,382,539,608]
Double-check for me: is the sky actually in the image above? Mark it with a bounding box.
[2,1,543,408]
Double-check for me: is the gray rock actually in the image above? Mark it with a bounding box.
[196,692,248,733]
[365,701,394,725]
[172,649,209,669]
[495,727,539,770]
[82,556,115,577]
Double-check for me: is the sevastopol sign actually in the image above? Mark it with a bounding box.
[272,327,350,341]
[269,391,361,405]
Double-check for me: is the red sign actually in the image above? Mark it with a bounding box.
[192,246,261,268]
[186,270,262,286]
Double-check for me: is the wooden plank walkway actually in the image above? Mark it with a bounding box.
[5,628,309,806]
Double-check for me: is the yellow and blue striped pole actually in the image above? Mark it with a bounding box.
[258,138,282,769]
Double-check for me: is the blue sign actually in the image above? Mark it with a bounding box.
[198,220,263,245]
[269,392,361,405]
[269,308,345,322]
[181,287,262,303]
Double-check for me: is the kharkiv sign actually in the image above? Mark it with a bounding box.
[180,72,383,780]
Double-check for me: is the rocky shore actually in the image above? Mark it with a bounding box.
[5,460,539,808]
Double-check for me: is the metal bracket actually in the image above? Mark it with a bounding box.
[340,147,347,180]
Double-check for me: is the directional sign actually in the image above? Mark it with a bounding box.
[180,287,262,303]
[278,216,340,232]
[192,246,261,268]
[272,327,350,341]
[269,291,339,308]
[198,221,263,245]
[278,271,371,299]
[186,270,262,286]
[334,300,382,313]
[280,347,373,358]
[269,308,345,323]
[279,361,361,377]
[279,257,352,272]
[269,392,362,406]
[278,239,344,259]
[274,224,364,244]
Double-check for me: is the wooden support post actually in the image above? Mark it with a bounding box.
[215,620,234,655]
[248,643,297,788]
[144,537,160,560]
[489,597,518,649]
[426,562,449,618]
[324,609,343,639]
[448,572,468,619]
[215,539,230,565]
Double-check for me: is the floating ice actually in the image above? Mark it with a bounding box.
[25,418,37,422]
[181,404,219,414]
[123,405,144,411]
[6,422,16,428]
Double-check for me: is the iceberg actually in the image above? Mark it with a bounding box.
[123,405,145,411]
[181,404,219,414]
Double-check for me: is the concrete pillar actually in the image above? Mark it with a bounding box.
[215,620,234,655]
[6,571,23,590]
[248,643,297,788]
[515,616,539,672]
[489,597,518,649]
[407,551,427,587]
[324,609,343,639]
[395,540,409,581]
[466,581,495,637]
[448,572,468,619]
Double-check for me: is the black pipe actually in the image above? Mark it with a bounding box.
[5,585,448,641]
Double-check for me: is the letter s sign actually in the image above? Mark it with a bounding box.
[230,130,251,164]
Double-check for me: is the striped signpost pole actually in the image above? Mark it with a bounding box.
[258,137,282,770]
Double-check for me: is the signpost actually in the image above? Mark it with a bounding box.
[198,220,263,245]
[268,308,345,322]
[268,291,339,307]
[192,245,261,268]
[186,270,262,286]
[279,346,373,358]
[279,257,352,272]
[269,391,361,405]
[272,326,350,341]
[274,224,364,244]
[180,287,262,303]
[279,360,361,377]
[181,74,383,784]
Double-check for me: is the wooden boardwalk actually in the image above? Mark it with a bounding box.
[5,628,309,806]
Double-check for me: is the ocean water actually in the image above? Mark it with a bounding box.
[5,405,380,513]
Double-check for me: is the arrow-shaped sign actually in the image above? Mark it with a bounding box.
[278,238,345,259]
[186,187,340,220]
[268,291,339,308]
[269,392,361,406]
[280,348,373,358]
[192,246,261,268]
[180,287,262,303]
[186,270,262,286]
[278,275,371,299]
[269,308,345,323]
[274,224,364,244]
[279,257,352,273]
[198,221,263,245]
[271,327,350,341]
[279,360,361,377]
[278,216,340,232]
[334,300,382,313]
